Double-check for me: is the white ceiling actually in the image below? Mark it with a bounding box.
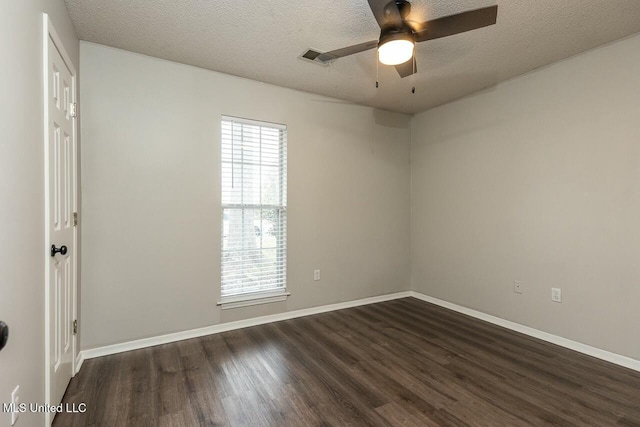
[65,0,640,115]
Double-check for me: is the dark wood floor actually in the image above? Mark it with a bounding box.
[54,298,640,426]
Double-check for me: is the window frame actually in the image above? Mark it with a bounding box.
[217,115,289,309]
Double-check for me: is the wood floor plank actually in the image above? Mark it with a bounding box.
[270,320,391,426]
[54,298,640,426]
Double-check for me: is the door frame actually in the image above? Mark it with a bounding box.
[43,13,78,423]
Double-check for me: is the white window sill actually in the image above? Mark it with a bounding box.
[217,290,291,310]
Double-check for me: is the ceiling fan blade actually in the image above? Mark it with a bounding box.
[367,0,403,29]
[414,5,498,42]
[394,57,416,78]
[319,40,379,61]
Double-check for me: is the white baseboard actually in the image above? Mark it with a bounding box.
[74,352,84,376]
[79,291,412,362]
[409,291,640,373]
[78,289,640,375]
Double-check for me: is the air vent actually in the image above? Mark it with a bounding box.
[302,49,321,60]
[299,49,334,66]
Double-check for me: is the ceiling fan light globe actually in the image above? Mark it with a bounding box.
[378,39,415,66]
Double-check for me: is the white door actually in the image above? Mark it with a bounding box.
[46,34,76,409]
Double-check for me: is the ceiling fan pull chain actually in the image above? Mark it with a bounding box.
[411,52,416,94]
[376,56,379,88]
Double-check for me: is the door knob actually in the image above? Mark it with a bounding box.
[51,245,68,257]
[0,321,8,352]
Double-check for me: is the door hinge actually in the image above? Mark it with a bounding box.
[70,103,77,118]
[73,212,78,227]
[73,320,78,335]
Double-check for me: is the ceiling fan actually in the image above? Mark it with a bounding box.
[301,1,498,78]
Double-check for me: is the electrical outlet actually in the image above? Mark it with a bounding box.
[313,269,320,281]
[551,288,562,303]
[514,280,523,294]
[11,385,19,425]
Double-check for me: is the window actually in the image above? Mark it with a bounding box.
[220,116,287,307]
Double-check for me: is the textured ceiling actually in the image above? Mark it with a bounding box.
[65,0,640,114]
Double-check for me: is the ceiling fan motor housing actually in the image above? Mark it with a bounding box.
[380,0,415,45]
[378,27,415,48]
[385,0,411,21]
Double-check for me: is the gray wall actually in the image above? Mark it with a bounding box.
[411,34,640,360]
[0,1,78,426]
[79,43,411,349]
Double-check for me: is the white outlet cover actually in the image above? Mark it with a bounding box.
[514,280,523,294]
[313,270,320,281]
[552,288,562,303]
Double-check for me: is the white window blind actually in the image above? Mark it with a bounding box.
[221,116,287,299]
